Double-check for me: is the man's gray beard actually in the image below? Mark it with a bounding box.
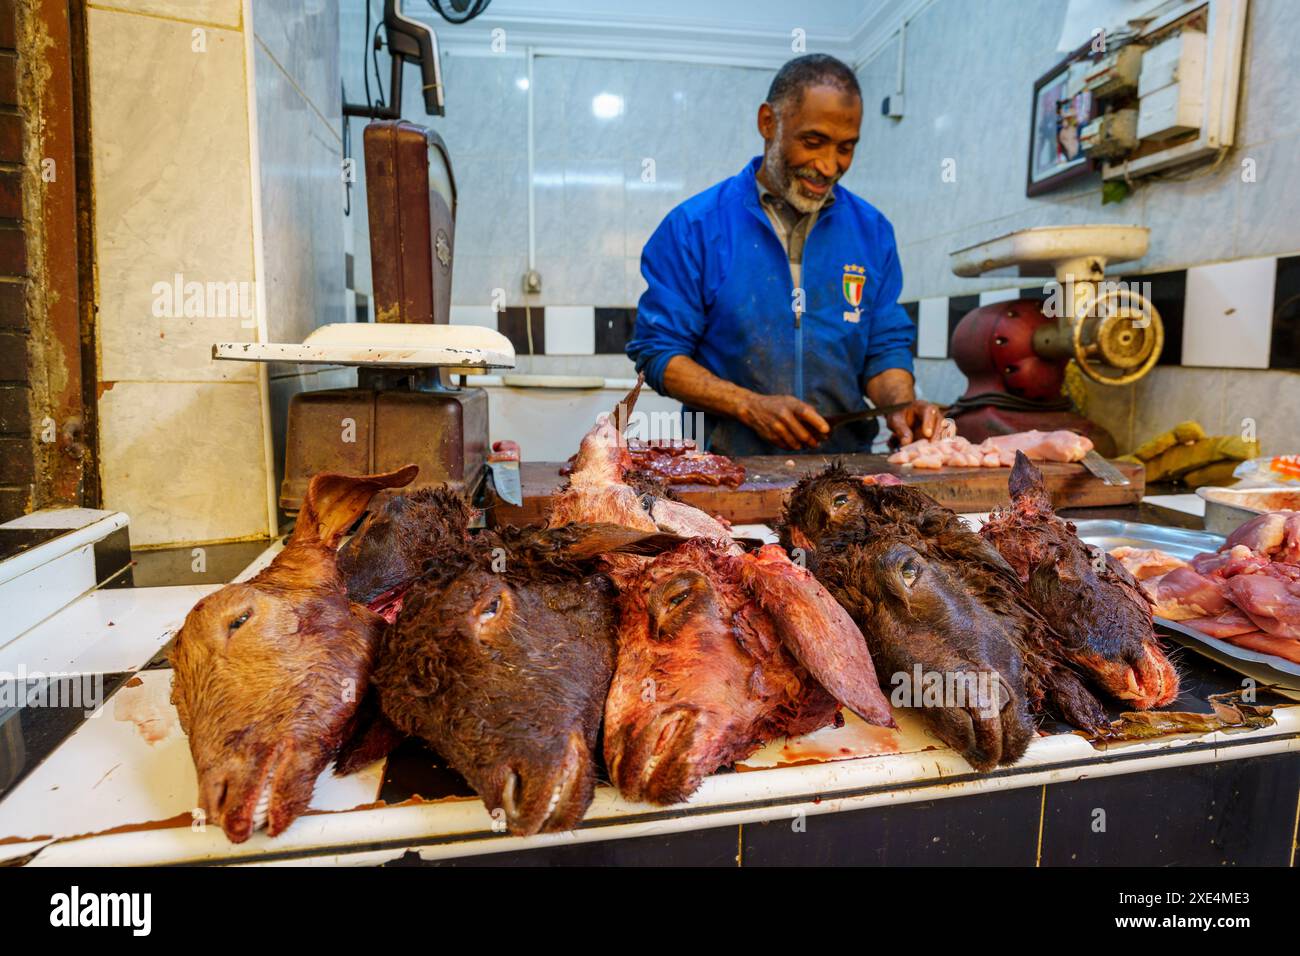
[763,131,838,215]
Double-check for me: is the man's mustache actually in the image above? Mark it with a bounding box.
[793,166,838,187]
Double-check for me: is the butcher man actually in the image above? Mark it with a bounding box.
[626,54,944,455]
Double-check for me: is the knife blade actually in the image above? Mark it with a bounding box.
[1081,449,1131,486]
[824,401,948,430]
[488,439,523,506]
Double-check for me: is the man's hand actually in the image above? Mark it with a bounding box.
[885,400,945,446]
[740,394,830,451]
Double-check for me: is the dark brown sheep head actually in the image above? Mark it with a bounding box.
[780,470,1043,770]
[377,561,616,836]
[814,532,1034,770]
[169,464,418,842]
[983,451,1178,709]
[369,496,676,836]
[604,540,894,804]
[778,463,905,554]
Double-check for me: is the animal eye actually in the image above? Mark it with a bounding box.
[639,493,656,514]
[479,595,502,623]
[900,560,922,587]
[667,590,690,609]
[229,611,251,631]
[832,493,850,508]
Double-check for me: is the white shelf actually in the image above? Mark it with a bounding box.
[213,322,517,369]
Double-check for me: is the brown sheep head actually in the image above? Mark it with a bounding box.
[780,469,1051,770]
[169,464,417,842]
[603,540,895,805]
[370,503,681,836]
[983,451,1178,709]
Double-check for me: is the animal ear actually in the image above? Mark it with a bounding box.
[735,546,896,728]
[530,523,688,562]
[611,372,644,432]
[1008,450,1048,502]
[293,464,420,549]
[785,526,816,555]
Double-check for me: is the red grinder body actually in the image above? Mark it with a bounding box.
[947,299,1117,457]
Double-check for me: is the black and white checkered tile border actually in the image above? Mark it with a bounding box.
[442,253,1300,369]
[450,304,639,357]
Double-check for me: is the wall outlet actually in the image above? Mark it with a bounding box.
[522,269,542,294]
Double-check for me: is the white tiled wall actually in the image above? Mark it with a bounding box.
[91,0,241,26]
[250,0,347,496]
[847,0,1300,457]
[916,297,949,359]
[341,27,774,311]
[88,2,268,547]
[340,2,1294,301]
[89,10,257,387]
[543,305,597,355]
[89,0,347,546]
[850,0,1299,300]
[329,0,1300,460]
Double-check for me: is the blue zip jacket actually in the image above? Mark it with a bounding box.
[626,156,917,457]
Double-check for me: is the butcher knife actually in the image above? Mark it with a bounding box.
[823,401,943,430]
[1081,450,1130,486]
[488,439,523,506]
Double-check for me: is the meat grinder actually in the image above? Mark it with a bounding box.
[946,225,1164,458]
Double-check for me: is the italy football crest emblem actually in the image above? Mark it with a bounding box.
[842,264,866,322]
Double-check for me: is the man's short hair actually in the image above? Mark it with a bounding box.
[766,54,861,113]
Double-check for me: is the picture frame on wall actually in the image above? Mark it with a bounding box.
[1027,45,1099,196]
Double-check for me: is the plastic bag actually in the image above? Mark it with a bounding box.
[1232,456,1300,487]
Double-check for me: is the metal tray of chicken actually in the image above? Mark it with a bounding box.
[1073,520,1300,695]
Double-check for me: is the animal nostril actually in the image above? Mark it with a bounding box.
[207,777,230,816]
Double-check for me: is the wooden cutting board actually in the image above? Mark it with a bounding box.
[485,453,1145,527]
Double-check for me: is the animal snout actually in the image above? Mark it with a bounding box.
[606,708,697,802]
[496,732,591,835]
[635,709,695,790]
[1121,643,1180,709]
[917,668,1030,772]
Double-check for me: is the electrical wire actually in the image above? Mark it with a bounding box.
[371,20,387,110]
[363,0,372,110]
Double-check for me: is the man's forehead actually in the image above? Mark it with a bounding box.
[780,84,862,129]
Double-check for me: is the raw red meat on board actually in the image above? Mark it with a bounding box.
[560,437,746,487]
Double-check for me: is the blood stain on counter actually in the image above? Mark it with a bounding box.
[112,677,179,744]
[735,715,901,771]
